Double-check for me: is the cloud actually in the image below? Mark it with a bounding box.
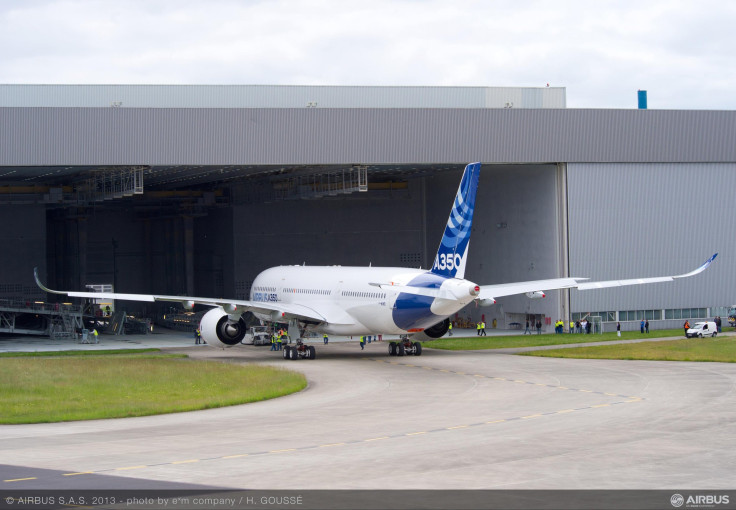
[1,0,734,109]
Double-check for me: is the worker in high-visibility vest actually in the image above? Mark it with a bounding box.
[323,333,328,344]
[448,322,453,336]
[360,336,365,350]
[270,334,277,351]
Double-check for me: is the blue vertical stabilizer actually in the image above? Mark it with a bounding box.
[430,162,481,279]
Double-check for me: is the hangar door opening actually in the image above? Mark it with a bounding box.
[423,163,568,330]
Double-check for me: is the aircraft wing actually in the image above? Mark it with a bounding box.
[478,253,718,301]
[33,268,331,324]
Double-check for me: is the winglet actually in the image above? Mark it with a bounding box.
[674,253,718,279]
[430,162,481,279]
[34,267,63,295]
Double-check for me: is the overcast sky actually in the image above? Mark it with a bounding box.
[1,0,734,109]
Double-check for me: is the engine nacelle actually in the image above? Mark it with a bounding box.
[199,308,247,347]
[409,318,450,341]
[476,298,496,306]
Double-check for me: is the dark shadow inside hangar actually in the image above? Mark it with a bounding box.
[1,163,561,322]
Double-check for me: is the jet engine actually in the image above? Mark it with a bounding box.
[410,318,450,341]
[199,307,247,347]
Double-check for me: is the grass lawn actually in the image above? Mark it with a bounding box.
[426,329,689,350]
[521,336,736,363]
[0,352,306,424]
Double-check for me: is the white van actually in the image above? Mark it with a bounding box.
[686,321,717,338]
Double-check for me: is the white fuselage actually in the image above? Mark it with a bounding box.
[250,265,479,335]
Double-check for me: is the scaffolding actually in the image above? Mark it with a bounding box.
[272,166,369,200]
[0,299,83,339]
[77,167,145,204]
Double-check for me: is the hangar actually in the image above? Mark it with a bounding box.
[1,84,734,335]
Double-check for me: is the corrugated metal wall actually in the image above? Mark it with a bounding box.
[2,108,736,166]
[568,162,736,314]
[0,84,566,109]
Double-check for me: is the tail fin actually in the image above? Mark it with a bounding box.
[431,162,481,279]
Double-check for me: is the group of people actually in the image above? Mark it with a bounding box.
[523,320,543,334]
[574,319,593,334]
[270,328,288,350]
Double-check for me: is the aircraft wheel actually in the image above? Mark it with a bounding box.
[308,345,316,359]
[282,346,291,359]
[397,343,405,356]
[388,342,396,356]
[414,342,422,356]
[289,347,299,360]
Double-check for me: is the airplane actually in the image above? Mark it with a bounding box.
[35,162,717,359]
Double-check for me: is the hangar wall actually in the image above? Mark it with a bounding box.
[230,181,426,299]
[44,206,234,313]
[0,205,45,301]
[568,163,736,328]
[3,108,736,166]
[452,165,564,327]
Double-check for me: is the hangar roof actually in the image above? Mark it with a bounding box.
[0,84,566,109]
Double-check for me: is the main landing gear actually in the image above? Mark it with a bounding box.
[388,339,422,356]
[283,340,317,360]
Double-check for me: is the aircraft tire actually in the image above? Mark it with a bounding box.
[290,347,299,360]
[398,343,405,357]
[308,345,316,359]
[282,346,291,359]
[414,342,422,356]
[388,342,396,356]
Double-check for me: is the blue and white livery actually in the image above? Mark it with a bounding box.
[431,161,480,279]
[35,162,718,356]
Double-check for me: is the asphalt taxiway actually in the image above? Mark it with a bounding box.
[2,332,735,490]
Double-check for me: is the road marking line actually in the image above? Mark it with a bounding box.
[319,443,346,448]
[592,404,610,408]
[171,459,199,464]
[63,472,94,477]
[579,389,593,393]
[4,477,37,482]
[486,419,506,424]
[522,414,542,419]
[364,436,390,442]
[557,409,575,414]
[115,466,147,471]
[447,425,468,430]
[222,454,249,459]
[269,449,297,453]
